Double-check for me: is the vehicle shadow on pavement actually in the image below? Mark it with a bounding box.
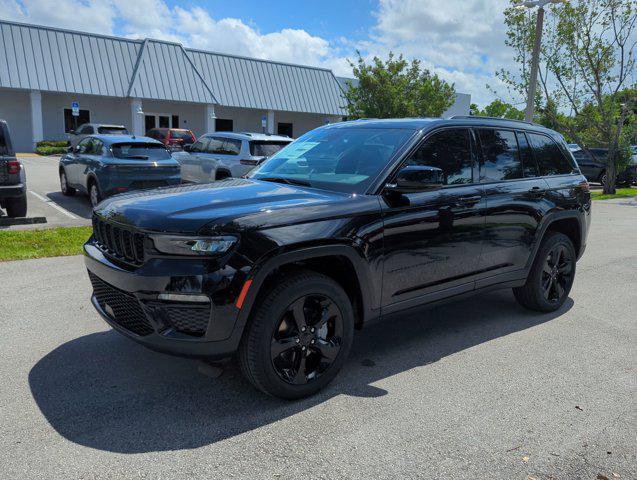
[28,290,572,454]
[46,192,93,219]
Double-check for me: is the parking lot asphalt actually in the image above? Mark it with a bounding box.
[0,155,92,230]
[0,199,635,480]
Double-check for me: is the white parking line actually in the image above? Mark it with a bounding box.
[28,191,78,219]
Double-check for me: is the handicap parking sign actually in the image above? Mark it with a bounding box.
[71,101,79,116]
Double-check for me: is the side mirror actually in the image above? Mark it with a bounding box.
[67,146,74,153]
[385,165,444,193]
[183,144,192,153]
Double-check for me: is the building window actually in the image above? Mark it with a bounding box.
[145,115,156,132]
[215,118,233,132]
[64,109,90,133]
[278,122,293,137]
[171,115,179,128]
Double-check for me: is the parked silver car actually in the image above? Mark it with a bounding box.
[69,123,129,149]
[174,132,292,183]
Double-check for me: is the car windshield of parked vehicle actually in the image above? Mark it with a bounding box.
[170,130,194,141]
[111,143,171,160]
[98,126,129,135]
[249,141,291,157]
[249,127,415,193]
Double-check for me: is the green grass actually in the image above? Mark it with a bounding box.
[0,226,92,262]
[590,187,637,201]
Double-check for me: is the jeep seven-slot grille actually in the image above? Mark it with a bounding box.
[92,215,145,265]
[88,272,154,336]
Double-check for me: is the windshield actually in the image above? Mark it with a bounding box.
[169,130,194,141]
[111,143,171,160]
[249,141,291,157]
[98,126,128,134]
[249,127,415,193]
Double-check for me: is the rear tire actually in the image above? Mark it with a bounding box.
[238,270,354,400]
[598,171,607,186]
[513,232,576,312]
[5,194,27,218]
[88,180,102,208]
[60,169,76,196]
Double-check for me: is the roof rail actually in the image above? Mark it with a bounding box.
[449,115,538,126]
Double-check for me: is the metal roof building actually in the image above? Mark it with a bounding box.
[0,20,350,151]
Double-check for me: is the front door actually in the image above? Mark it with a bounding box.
[381,127,485,307]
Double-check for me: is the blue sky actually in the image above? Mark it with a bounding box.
[1,0,515,106]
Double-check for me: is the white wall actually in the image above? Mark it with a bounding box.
[0,88,32,152]
[213,106,340,138]
[140,99,206,137]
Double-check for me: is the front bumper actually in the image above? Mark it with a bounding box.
[84,240,248,359]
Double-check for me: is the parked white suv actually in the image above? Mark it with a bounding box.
[69,124,129,149]
[175,132,292,183]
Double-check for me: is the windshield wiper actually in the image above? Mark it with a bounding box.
[120,155,149,160]
[258,176,312,187]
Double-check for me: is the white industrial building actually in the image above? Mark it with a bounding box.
[0,20,470,152]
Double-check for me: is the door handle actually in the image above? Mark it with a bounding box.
[458,195,482,205]
[528,186,546,197]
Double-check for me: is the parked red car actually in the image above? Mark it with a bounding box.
[146,128,196,152]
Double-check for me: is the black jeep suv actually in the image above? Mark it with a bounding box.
[0,120,27,217]
[84,117,591,399]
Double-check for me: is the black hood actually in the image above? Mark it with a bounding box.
[95,178,375,234]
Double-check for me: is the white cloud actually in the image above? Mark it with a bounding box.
[0,0,517,106]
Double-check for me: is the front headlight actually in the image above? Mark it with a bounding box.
[150,235,237,256]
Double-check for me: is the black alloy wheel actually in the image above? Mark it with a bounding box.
[270,294,343,385]
[541,243,574,304]
[238,270,354,399]
[513,231,576,312]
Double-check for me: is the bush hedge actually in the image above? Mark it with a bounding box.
[36,140,69,148]
[35,145,68,156]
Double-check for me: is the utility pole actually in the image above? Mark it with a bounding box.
[517,0,567,122]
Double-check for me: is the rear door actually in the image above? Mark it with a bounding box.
[381,127,486,307]
[475,128,548,281]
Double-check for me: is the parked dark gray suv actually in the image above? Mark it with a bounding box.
[0,120,27,217]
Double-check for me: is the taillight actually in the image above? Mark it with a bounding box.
[7,160,20,174]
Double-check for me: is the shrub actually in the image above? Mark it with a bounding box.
[35,145,68,156]
[36,140,69,148]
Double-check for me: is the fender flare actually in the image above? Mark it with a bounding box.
[232,244,379,340]
[527,210,584,268]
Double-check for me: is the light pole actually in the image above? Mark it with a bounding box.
[517,0,567,122]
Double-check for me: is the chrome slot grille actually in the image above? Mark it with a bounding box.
[92,215,145,265]
[88,272,154,336]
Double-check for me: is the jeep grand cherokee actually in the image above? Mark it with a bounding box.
[84,117,591,399]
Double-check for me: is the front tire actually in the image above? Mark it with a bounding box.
[5,194,27,217]
[238,270,354,399]
[513,232,576,312]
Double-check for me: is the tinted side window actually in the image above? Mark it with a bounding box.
[206,137,226,154]
[528,133,575,175]
[478,129,523,181]
[406,128,473,185]
[223,139,241,155]
[189,138,209,153]
[516,131,539,177]
[0,125,8,155]
[76,138,91,153]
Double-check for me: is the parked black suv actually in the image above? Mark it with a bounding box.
[84,117,591,399]
[0,120,27,217]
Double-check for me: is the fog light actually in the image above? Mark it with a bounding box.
[157,293,210,303]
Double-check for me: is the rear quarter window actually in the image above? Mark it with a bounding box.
[0,125,9,155]
[527,133,576,176]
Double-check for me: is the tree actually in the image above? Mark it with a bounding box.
[471,99,525,119]
[344,52,456,119]
[498,0,637,193]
